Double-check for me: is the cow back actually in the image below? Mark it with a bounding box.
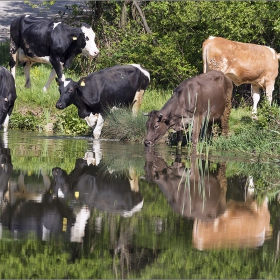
[161,71,232,121]
[203,36,279,86]
[0,67,16,96]
[77,65,150,113]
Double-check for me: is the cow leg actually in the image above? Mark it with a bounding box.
[220,109,231,137]
[50,55,64,81]
[129,167,139,192]
[132,89,144,116]
[70,205,90,243]
[221,83,232,136]
[41,169,51,190]
[251,85,260,118]
[93,114,104,139]
[10,52,17,79]
[43,68,58,92]
[176,130,183,152]
[23,60,34,88]
[93,140,102,165]
[265,82,274,106]
[44,62,65,92]
[2,115,9,132]
[84,113,98,127]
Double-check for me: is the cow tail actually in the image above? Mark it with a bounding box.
[202,41,208,73]
[9,18,21,75]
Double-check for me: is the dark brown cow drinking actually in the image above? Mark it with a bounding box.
[144,70,233,147]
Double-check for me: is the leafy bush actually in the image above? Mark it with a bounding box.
[9,112,41,131]
[53,105,92,136]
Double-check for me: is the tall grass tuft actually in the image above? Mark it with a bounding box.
[102,107,147,142]
[141,88,172,113]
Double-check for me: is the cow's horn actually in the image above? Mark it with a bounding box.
[143,113,149,116]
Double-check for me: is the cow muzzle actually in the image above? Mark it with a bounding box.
[56,102,65,109]
[144,140,154,147]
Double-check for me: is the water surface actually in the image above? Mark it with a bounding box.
[0,130,279,279]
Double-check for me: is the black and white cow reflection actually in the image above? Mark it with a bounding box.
[52,162,143,213]
[0,133,13,208]
[2,189,74,241]
[1,169,75,241]
[51,152,143,242]
[144,151,227,221]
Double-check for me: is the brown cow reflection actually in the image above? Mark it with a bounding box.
[144,151,227,221]
[192,193,271,250]
[144,151,272,249]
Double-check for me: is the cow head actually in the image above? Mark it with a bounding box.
[144,110,170,147]
[80,23,99,57]
[50,167,70,199]
[56,78,78,109]
[0,93,14,126]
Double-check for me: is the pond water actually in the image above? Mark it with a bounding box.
[0,130,280,279]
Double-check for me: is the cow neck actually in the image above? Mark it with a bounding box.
[73,88,91,118]
[160,96,183,128]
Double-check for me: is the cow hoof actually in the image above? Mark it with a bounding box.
[251,114,258,121]
[43,87,48,92]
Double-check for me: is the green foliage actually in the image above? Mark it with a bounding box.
[255,101,280,130]
[53,105,92,136]
[59,1,280,92]
[0,41,9,68]
[9,111,40,131]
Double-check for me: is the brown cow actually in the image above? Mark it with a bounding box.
[144,70,233,147]
[202,36,280,116]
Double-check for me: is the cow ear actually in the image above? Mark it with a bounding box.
[158,113,168,124]
[158,113,163,121]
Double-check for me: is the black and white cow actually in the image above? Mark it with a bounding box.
[55,64,150,138]
[0,66,17,132]
[10,15,99,91]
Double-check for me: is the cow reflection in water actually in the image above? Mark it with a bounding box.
[192,178,272,250]
[144,151,227,220]
[52,157,143,242]
[0,133,12,206]
[1,168,74,241]
[1,153,143,244]
[144,151,272,249]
